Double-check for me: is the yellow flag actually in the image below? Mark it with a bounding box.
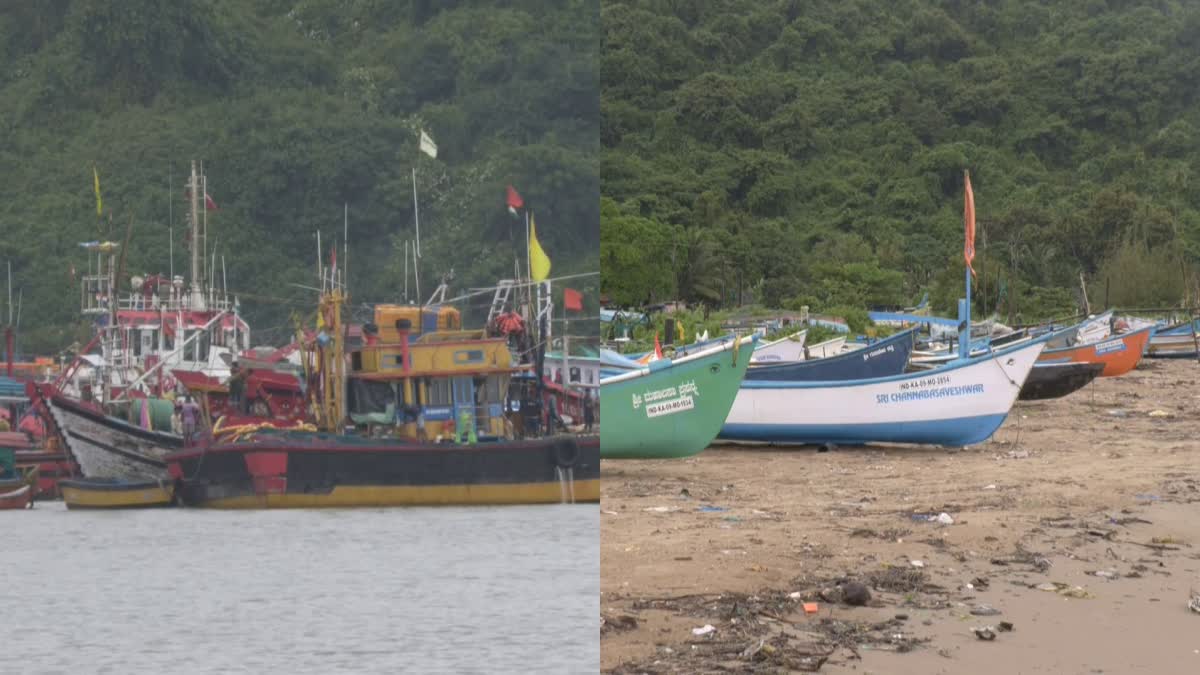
[93,166,102,216]
[529,213,551,282]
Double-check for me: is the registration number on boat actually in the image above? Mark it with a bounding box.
[645,396,696,417]
[1094,339,1126,355]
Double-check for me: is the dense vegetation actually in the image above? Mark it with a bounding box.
[0,0,598,353]
[601,0,1200,324]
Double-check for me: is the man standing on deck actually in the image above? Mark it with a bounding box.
[583,390,595,432]
[228,360,247,414]
[181,395,200,444]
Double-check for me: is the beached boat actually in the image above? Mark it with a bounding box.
[600,335,756,459]
[720,339,1046,447]
[746,328,917,382]
[1146,328,1199,359]
[1018,362,1105,401]
[1036,325,1154,377]
[804,335,848,360]
[60,478,176,509]
[750,330,807,363]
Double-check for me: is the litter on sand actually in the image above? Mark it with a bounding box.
[692,624,716,636]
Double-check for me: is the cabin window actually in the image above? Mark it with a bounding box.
[585,369,594,385]
[348,379,396,416]
[453,349,485,364]
[196,330,210,362]
[183,330,196,361]
[428,378,452,406]
[130,329,142,357]
[569,367,581,383]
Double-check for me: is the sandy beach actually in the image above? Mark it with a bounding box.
[601,358,1200,674]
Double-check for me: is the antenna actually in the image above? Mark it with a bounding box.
[412,168,421,258]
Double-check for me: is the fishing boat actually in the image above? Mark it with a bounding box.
[1018,362,1105,401]
[745,328,917,382]
[60,478,175,509]
[47,162,253,479]
[749,330,807,363]
[720,338,1047,447]
[600,335,756,459]
[0,447,37,508]
[1146,321,1199,358]
[1036,325,1154,377]
[804,335,848,359]
[37,386,182,480]
[0,483,32,509]
[722,169,1045,448]
[168,431,594,507]
[168,282,599,507]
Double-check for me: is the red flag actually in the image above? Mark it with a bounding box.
[506,185,523,216]
[654,333,663,359]
[185,190,219,211]
[963,171,976,277]
[563,287,582,312]
[330,244,337,273]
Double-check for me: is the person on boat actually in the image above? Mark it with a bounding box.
[583,390,595,432]
[180,395,200,444]
[228,360,247,414]
[547,393,564,432]
[171,399,183,436]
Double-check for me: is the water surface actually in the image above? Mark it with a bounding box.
[3,503,598,674]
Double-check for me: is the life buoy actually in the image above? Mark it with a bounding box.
[551,438,580,468]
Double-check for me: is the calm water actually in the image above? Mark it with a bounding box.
[2,502,598,674]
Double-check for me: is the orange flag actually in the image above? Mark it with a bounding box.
[964,170,976,277]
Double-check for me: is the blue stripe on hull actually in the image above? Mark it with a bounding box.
[718,412,1010,447]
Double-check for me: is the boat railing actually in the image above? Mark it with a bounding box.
[115,292,235,314]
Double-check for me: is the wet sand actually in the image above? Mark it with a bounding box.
[601,359,1200,673]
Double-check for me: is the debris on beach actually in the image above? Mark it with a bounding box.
[841,581,872,606]
[1189,588,1200,614]
[970,604,1001,616]
[972,626,997,641]
[692,624,716,636]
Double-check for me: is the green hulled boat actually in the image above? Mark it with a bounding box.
[600,335,756,459]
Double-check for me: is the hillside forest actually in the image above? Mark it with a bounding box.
[0,0,598,354]
[601,0,1200,324]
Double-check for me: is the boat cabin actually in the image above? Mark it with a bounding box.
[345,305,528,440]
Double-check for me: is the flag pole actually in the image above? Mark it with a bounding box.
[404,240,409,302]
[960,169,973,360]
[343,202,349,292]
[169,163,173,282]
[413,237,421,305]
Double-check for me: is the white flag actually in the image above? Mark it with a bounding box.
[419,130,437,159]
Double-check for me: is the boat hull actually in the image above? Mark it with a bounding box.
[166,434,599,508]
[1037,326,1153,377]
[1146,332,1199,359]
[60,478,176,509]
[750,330,807,363]
[720,340,1045,447]
[1018,363,1105,401]
[746,328,916,382]
[600,337,755,459]
[0,483,33,509]
[44,388,181,480]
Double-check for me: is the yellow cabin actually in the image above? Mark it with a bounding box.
[345,306,527,440]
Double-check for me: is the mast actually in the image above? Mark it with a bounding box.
[188,160,206,309]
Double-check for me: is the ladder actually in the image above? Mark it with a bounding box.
[488,279,516,323]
